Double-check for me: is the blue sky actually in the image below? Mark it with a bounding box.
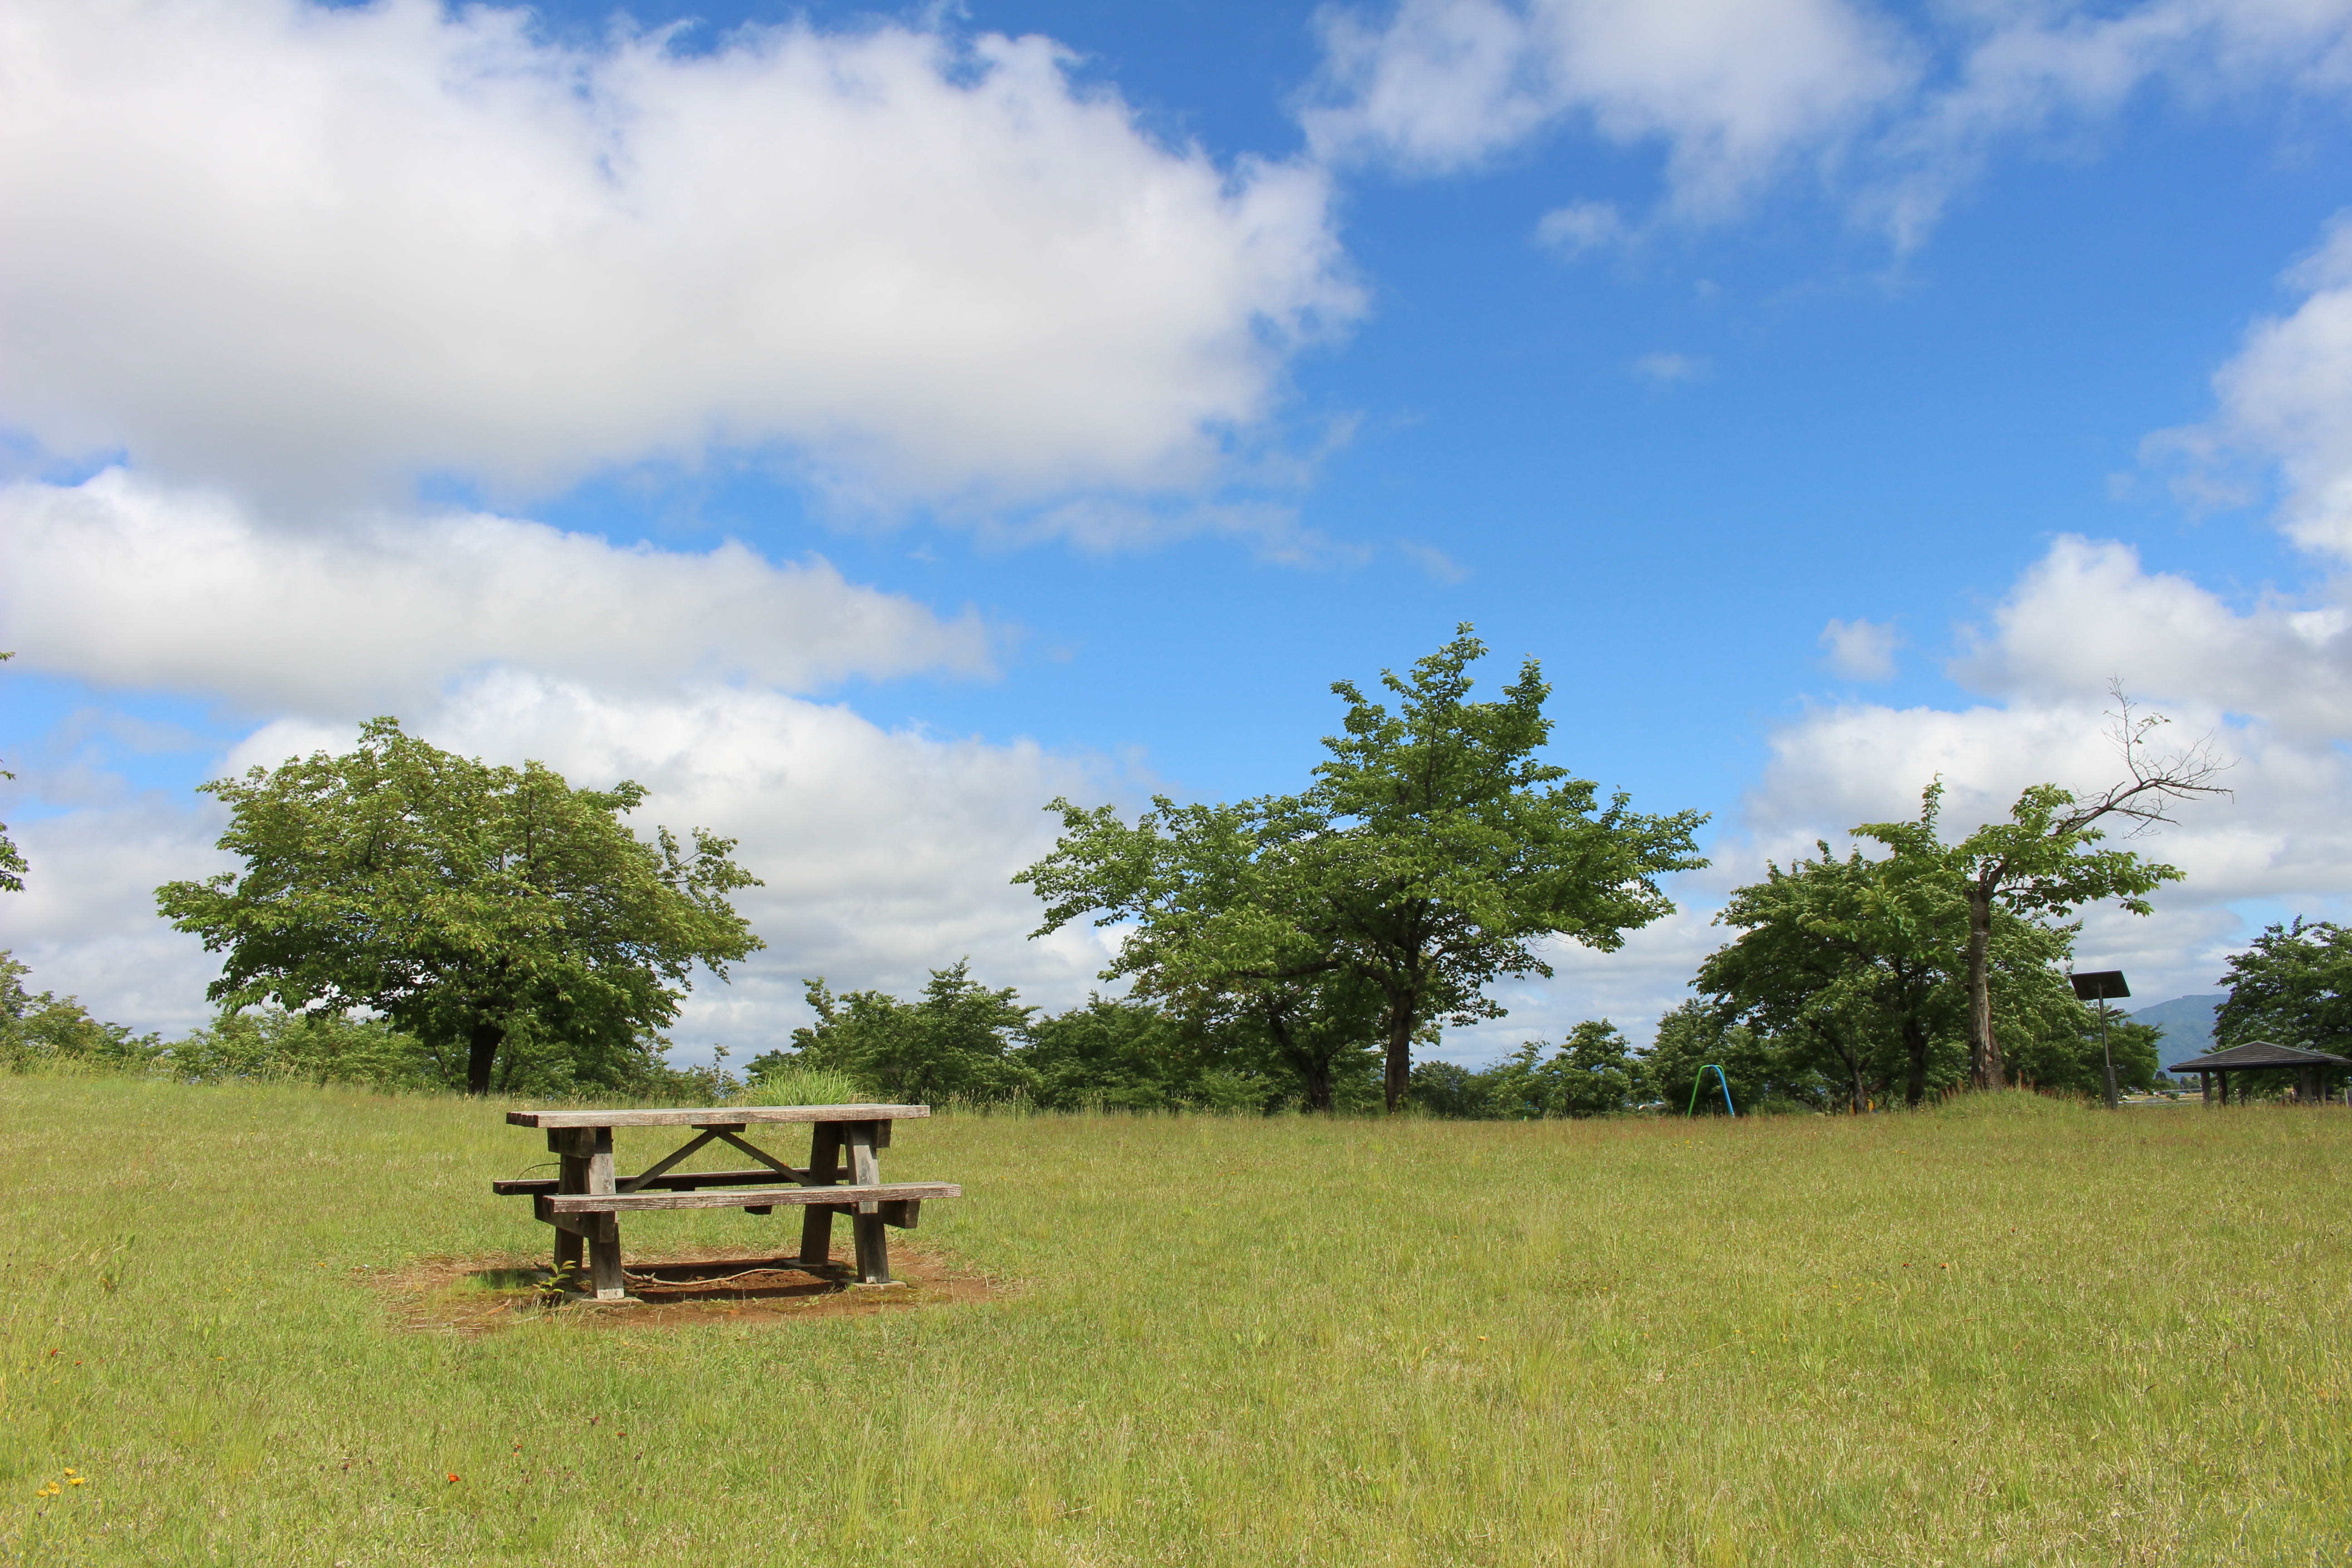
[7,0,2352,1061]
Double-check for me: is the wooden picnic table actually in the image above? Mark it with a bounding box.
[495,1104,960,1302]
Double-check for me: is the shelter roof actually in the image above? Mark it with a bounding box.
[2169,1040,2352,1072]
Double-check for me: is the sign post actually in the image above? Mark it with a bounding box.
[2070,970,2132,1109]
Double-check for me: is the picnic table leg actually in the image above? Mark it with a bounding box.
[584,1126,628,1302]
[798,1123,843,1269]
[845,1120,893,1285]
[554,1148,587,1287]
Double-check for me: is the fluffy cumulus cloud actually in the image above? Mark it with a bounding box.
[1947,537,2352,739]
[1871,0,2352,240]
[1304,0,1913,216]
[1305,0,2352,240]
[0,466,1110,1053]
[1735,535,2352,1004]
[2,674,1128,1046]
[1819,616,1901,681]
[0,0,1349,1047]
[0,0,1359,507]
[2170,214,2352,563]
[0,469,995,715]
[0,793,240,1033]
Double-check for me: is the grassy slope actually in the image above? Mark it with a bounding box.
[2,1077,2347,1566]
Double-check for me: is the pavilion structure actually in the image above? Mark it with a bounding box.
[2168,1040,2352,1105]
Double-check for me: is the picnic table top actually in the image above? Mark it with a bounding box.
[506,1104,931,1129]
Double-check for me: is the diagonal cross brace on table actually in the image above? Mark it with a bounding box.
[500,1104,961,1301]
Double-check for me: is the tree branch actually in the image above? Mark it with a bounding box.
[2058,681,2234,837]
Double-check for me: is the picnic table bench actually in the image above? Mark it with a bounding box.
[495,1104,960,1302]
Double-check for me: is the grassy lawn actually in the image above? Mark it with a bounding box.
[3,1076,2347,1566]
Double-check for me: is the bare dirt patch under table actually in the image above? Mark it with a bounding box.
[371,1243,998,1334]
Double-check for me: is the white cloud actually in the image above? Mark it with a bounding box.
[0,0,1359,507]
[1534,198,1628,255]
[1949,535,2352,738]
[1875,1,2352,242]
[0,672,1128,1048]
[2161,213,2352,563]
[1733,535,2352,1004]
[1632,351,1705,383]
[1307,0,2352,242]
[1304,0,1916,214]
[0,468,995,714]
[1397,540,1471,581]
[0,790,240,1033]
[1819,615,1900,680]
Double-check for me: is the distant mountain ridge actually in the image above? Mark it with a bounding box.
[2128,995,2226,1070]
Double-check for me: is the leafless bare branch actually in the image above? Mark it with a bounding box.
[2062,680,2233,838]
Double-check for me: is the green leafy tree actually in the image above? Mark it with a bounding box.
[1,952,162,1071]
[1698,842,2107,1108]
[1855,695,2222,1090]
[1020,627,1707,1112]
[2214,920,2352,1100]
[1700,844,1965,1108]
[1485,1019,1640,1118]
[783,960,1035,1104]
[1024,994,1214,1111]
[162,1008,442,1090]
[1021,994,1285,1112]
[1195,973,1389,1113]
[1642,1002,1786,1115]
[155,718,763,1095]
[1010,793,1384,1112]
[2004,1015,2163,1097]
[1407,1058,1494,1118]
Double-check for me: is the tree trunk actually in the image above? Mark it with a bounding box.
[1264,1003,1334,1114]
[1299,1054,1334,1114]
[1821,1026,1865,1114]
[1901,1016,1929,1107]
[1383,1001,1416,1114]
[466,1018,505,1096]
[1965,887,2004,1091]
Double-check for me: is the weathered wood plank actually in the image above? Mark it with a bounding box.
[536,1194,593,1237]
[588,1231,627,1300]
[798,1122,843,1267]
[880,1199,920,1230]
[585,1127,616,1197]
[554,1223,583,1283]
[847,1122,882,1215]
[616,1127,724,1193]
[533,1195,619,1241]
[547,1181,959,1214]
[508,1105,930,1129]
[494,1167,795,1197]
[708,1127,798,1177]
[852,1213,892,1284]
[578,1126,628,1297]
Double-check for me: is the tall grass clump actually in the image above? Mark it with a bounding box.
[740,1061,866,1106]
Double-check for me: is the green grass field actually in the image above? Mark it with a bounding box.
[3,1075,2347,1566]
